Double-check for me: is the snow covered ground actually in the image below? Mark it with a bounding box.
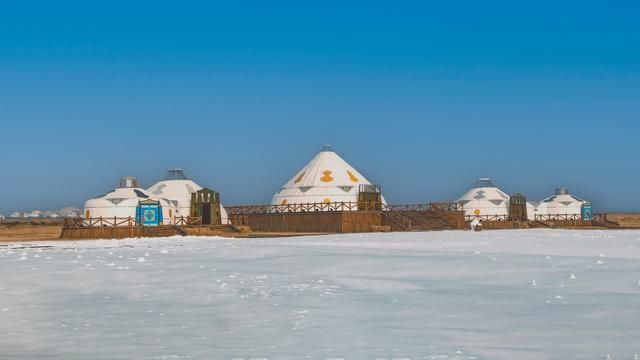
[1,229,640,359]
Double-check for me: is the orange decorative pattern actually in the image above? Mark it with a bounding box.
[294,172,305,184]
[281,199,288,205]
[323,198,331,203]
[320,170,334,183]
[347,170,359,183]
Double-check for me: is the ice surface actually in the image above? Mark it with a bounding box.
[1,230,640,359]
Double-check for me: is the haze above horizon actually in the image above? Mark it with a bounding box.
[1,1,639,213]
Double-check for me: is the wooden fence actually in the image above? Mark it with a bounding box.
[63,216,203,228]
[534,214,583,221]
[225,201,462,215]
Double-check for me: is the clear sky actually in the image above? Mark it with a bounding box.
[0,0,638,214]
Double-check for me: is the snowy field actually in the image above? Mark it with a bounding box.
[2,230,640,360]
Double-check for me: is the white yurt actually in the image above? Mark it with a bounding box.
[28,210,43,218]
[10,212,23,218]
[84,176,176,223]
[147,169,229,224]
[532,187,590,219]
[458,178,510,218]
[0,214,5,220]
[271,145,387,207]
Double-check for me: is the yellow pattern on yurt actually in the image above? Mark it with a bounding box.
[474,209,481,215]
[323,198,331,204]
[294,172,305,184]
[85,210,90,219]
[320,170,334,183]
[347,170,359,183]
[281,199,288,205]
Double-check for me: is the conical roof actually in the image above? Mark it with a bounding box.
[458,177,510,216]
[271,146,386,205]
[162,169,190,181]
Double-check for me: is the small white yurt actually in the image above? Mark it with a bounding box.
[147,169,229,224]
[271,145,387,207]
[10,212,23,218]
[533,187,590,219]
[29,210,44,218]
[0,214,5,220]
[84,176,176,223]
[458,178,510,218]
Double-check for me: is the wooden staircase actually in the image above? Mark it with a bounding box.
[591,218,619,228]
[142,226,183,238]
[381,210,460,231]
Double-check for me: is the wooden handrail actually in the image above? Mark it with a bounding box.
[225,201,463,215]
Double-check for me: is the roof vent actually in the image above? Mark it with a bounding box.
[163,169,189,181]
[555,187,569,195]
[118,176,140,189]
[321,144,334,152]
[475,178,495,188]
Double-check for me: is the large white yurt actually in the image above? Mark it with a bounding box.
[271,146,387,207]
[84,176,176,223]
[532,187,590,219]
[457,178,510,218]
[147,169,229,224]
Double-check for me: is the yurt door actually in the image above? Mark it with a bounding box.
[139,202,161,227]
[201,204,212,225]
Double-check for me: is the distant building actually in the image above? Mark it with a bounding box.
[10,212,24,218]
[28,210,43,218]
[0,214,5,220]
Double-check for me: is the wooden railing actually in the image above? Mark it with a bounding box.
[464,215,509,222]
[534,214,584,221]
[64,217,138,228]
[173,216,202,226]
[64,216,202,228]
[465,214,594,222]
[225,201,463,215]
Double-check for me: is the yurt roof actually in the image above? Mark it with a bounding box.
[148,169,202,201]
[539,188,588,205]
[85,176,173,208]
[458,178,510,203]
[272,146,384,204]
[163,169,190,181]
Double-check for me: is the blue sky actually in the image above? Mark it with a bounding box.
[0,0,638,213]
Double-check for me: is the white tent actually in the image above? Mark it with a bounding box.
[0,214,5,220]
[28,210,43,218]
[147,169,229,224]
[10,212,23,218]
[458,178,510,218]
[271,146,387,208]
[531,187,590,219]
[84,176,176,224]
